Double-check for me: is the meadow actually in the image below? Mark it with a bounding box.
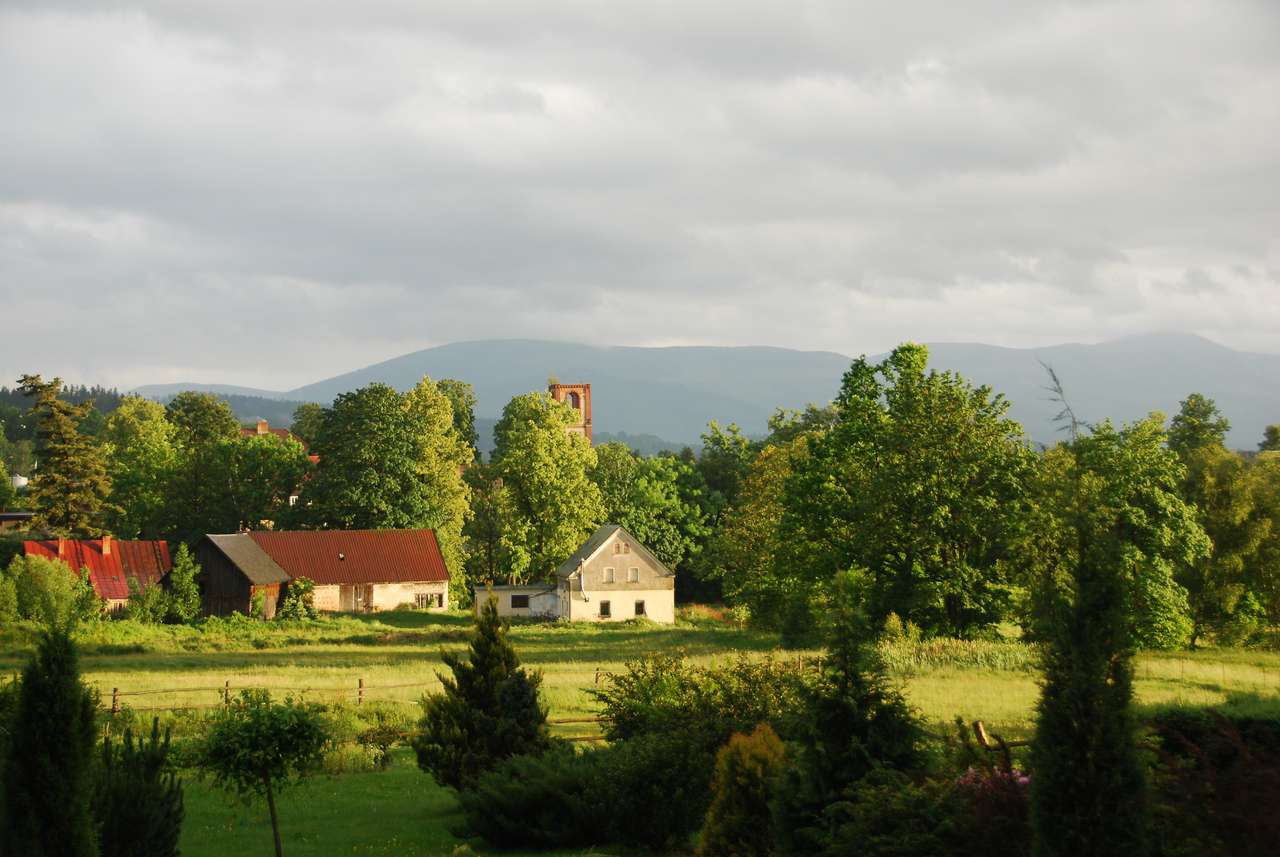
[4,608,1280,855]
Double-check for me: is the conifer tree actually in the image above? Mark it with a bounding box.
[93,719,184,857]
[19,374,115,536]
[0,627,99,857]
[165,543,203,624]
[413,593,551,789]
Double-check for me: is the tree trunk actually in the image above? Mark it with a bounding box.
[264,775,283,857]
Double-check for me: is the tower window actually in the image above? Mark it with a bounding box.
[567,391,580,410]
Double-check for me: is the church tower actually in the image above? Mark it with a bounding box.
[548,382,592,444]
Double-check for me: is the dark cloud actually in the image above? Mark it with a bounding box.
[1,0,1278,389]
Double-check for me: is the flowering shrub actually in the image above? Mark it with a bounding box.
[952,765,1032,857]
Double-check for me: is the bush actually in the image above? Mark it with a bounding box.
[93,719,184,857]
[0,627,99,857]
[698,723,787,857]
[813,769,963,857]
[125,575,170,624]
[460,730,717,851]
[413,595,551,789]
[590,652,807,746]
[7,554,101,626]
[276,576,318,621]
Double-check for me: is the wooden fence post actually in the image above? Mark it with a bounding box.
[593,667,601,686]
[223,680,231,708]
[358,677,364,705]
[111,687,119,717]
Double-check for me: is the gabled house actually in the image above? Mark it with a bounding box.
[22,536,172,611]
[475,524,676,623]
[197,529,451,618]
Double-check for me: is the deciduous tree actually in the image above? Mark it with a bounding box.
[102,396,177,538]
[438,378,480,461]
[592,444,708,574]
[164,392,239,543]
[287,402,325,447]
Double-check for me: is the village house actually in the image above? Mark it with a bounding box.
[197,528,450,618]
[23,536,172,612]
[476,524,676,623]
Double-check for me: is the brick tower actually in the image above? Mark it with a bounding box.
[548,382,592,444]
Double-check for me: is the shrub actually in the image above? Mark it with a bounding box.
[0,627,99,857]
[276,576,318,621]
[125,575,170,624]
[93,719,184,857]
[165,544,202,624]
[813,769,962,857]
[198,689,330,857]
[698,723,787,857]
[0,572,17,623]
[8,554,102,626]
[590,652,807,746]
[413,595,551,789]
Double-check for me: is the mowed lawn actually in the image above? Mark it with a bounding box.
[4,609,1280,855]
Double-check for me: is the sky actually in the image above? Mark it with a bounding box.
[2,0,1278,392]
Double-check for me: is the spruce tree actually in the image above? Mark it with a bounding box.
[164,543,202,624]
[19,374,115,536]
[0,627,99,857]
[413,593,551,789]
[93,719,184,857]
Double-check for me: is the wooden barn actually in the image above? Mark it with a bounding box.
[196,529,451,617]
[23,536,172,612]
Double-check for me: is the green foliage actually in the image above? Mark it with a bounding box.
[0,451,14,510]
[1023,415,1209,857]
[165,544,202,625]
[93,719,184,857]
[812,768,967,857]
[492,392,604,582]
[1260,424,1280,453]
[275,576,318,621]
[19,373,117,536]
[412,595,551,789]
[7,554,102,627]
[781,344,1036,637]
[0,571,17,624]
[461,462,505,587]
[198,689,330,857]
[1167,392,1230,457]
[698,420,752,515]
[287,402,325,447]
[102,397,176,539]
[163,392,240,544]
[436,379,479,461]
[697,723,787,857]
[124,576,170,624]
[590,652,806,746]
[0,628,99,857]
[772,569,927,856]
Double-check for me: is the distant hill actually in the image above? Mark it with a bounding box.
[133,334,1280,451]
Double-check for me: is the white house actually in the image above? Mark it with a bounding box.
[475,524,676,624]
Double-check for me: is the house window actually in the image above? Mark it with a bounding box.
[511,594,530,609]
[627,567,639,582]
[613,542,622,554]
[622,542,631,554]
[603,567,615,583]
[600,600,611,618]
[415,593,430,608]
[635,600,645,616]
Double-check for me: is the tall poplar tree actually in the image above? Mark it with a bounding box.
[18,374,114,537]
[405,377,473,598]
[492,392,603,583]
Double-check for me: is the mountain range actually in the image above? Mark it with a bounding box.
[134,334,1280,452]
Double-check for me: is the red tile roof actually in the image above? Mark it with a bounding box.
[246,529,449,586]
[22,538,171,602]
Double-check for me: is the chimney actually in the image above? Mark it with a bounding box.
[102,535,112,556]
[257,419,269,435]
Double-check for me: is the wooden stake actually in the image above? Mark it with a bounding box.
[358,677,365,705]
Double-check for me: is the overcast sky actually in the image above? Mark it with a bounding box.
[2,0,1278,391]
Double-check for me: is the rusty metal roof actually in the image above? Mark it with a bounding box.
[245,529,449,585]
[23,538,171,602]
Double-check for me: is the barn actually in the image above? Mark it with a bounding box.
[197,529,451,617]
[23,536,172,612]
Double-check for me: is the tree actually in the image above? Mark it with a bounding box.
[1024,417,1209,857]
[592,444,708,575]
[462,461,507,587]
[198,689,330,857]
[102,396,177,538]
[491,392,603,582]
[0,628,99,857]
[713,437,810,628]
[697,723,787,857]
[413,593,551,789]
[1260,424,1280,452]
[0,450,13,510]
[1167,393,1230,457]
[771,569,926,856]
[404,377,473,599]
[698,421,753,521]
[225,434,312,531]
[438,378,480,461]
[288,402,325,447]
[7,554,101,627]
[93,719,184,857]
[780,345,1035,637]
[164,392,239,543]
[19,374,116,536]
[1246,452,1280,624]
[166,543,202,624]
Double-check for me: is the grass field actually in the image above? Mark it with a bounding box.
[4,608,1280,855]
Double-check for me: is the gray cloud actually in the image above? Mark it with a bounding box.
[1,0,1278,390]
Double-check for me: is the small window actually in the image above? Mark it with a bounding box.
[603,567,615,583]
[622,542,631,554]
[627,567,639,582]
[635,600,645,616]
[613,542,623,554]
[600,600,611,618]
[511,594,530,609]
[415,593,430,609]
